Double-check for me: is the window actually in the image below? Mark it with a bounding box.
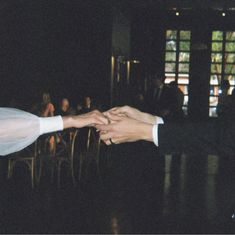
[209,31,235,117]
[164,30,191,114]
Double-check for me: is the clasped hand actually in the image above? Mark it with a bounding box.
[96,106,155,145]
[74,106,155,145]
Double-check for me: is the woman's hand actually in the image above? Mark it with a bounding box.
[105,105,157,125]
[96,113,153,145]
[63,110,109,129]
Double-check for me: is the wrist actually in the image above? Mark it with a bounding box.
[62,116,74,129]
[142,112,156,125]
[138,122,153,142]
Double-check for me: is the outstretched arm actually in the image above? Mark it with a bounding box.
[0,108,108,156]
[98,106,231,156]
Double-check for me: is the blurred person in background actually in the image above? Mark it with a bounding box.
[82,96,95,113]
[39,92,55,152]
[40,92,55,117]
[145,74,172,118]
[76,101,83,115]
[56,98,76,116]
[56,98,76,144]
[168,81,184,121]
[217,80,231,118]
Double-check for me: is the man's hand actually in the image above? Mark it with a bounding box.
[104,105,157,125]
[96,113,153,145]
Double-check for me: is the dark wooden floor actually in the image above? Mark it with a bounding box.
[1,141,235,234]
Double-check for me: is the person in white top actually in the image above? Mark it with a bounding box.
[0,108,108,156]
[0,106,163,156]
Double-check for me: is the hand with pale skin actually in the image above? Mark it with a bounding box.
[63,110,109,129]
[104,105,158,125]
[0,108,110,156]
[96,112,153,145]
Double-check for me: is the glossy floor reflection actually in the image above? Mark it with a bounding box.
[1,141,235,233]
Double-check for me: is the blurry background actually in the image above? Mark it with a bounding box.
[1,0,235,117]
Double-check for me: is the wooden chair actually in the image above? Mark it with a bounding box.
[7,140,40,188]
[79,127,101,180]
[36,133,57,184]
[50,129,78,188]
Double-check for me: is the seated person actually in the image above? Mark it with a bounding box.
[56,98,76,116]
[40,92,55,117]
[76,101,83,115]
[56,98,76,146]
[39,92,55,152]
[81,96,95,113]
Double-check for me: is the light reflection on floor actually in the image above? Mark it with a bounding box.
[0,142,235,233]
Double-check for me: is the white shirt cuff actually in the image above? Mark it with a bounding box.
[39,116,64,135]
[152,117,164,147]
[152,125,159,146]
[155,116,164,125]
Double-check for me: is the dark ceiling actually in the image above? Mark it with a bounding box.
[125,0,235,11]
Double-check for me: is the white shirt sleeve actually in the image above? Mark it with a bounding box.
[152,116,164,147]
[39,116,64,135]
[155,116,164,125]
[0,108,64,156]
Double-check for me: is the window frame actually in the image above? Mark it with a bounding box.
[209,30,235,117]
[164,29,191,114]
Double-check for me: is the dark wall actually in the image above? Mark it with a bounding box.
[0,0,112,109]
[111,0,131,57]
[131,9,235,119]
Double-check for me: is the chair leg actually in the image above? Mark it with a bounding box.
[57,161,61,188]
[79,153,83,181]
[31,159,34,189]
[36,158,43,185]
[51,160,55,183]
[96,156,100,177]
[71,161,76,187]
[7,160,12,179]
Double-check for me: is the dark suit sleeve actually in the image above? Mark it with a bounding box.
[158,120,224,155]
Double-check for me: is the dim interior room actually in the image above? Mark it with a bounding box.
[1,0,235,234]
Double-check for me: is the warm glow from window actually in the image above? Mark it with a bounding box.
[164,30,191,114]
[209,31,235,117]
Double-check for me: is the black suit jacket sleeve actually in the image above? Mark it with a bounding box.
[158,120,235,156]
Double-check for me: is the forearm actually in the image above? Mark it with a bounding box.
[62,116,74,129]
[40,110,108,135]
[0,108,107,156]
[40,115,79,135]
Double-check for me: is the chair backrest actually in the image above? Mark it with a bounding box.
[20,139,39,159]
[70,129,78,160]
[86,128,101,157]
[37,133,57,158]
[53,129,79,161]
